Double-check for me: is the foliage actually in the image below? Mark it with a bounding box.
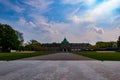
[24,40,42,51]
[74,52,120,61]
[0,52,55,61]
[96,42,116,48]
[117,36,120,48]
[0,23,20,52]
[89,41,117,50]
[15,30,24,46]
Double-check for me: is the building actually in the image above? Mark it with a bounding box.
[42,38,90,52]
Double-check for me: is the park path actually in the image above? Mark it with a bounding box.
[0,61,120,80]
[21,52,94,60]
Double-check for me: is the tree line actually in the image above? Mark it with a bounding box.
[0,23,42,52]
[1,23,120,52]
[88,37,120,50]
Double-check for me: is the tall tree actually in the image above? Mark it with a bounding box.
[15,30,24,46]
[117,36,120,49]
[0,23,20,52]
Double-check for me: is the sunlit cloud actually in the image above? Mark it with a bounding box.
[68,0,120,23]
[62,0,96,6]
[88,25,104,34]
[0,0,120,44]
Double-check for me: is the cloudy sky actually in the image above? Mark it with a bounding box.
[0,0,120,44]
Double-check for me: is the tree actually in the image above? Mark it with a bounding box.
[117,36,120,49]
[24,40,42,51]
[92,41,117,50]
[0,23,20,52]
[15,31,24,51]
[15,30,24,46]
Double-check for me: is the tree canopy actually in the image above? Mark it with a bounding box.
[117,36,120,48]
[24,40,42,51]
[0,23,20,52]
[88,41,117,50]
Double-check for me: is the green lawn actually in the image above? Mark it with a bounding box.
[74,52,120,61]
[0,52,55,61]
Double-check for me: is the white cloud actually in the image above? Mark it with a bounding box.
[18,18,26,25]
[28,15,54,33]
[15,14,120,44]
[110,15,120,28]
[62,0,96,6]
[89,0,120,19]
[101,28,120,42]
[13,5,24,13]
[24,14,73,42]
[2,0,120,44]
[68,15,94,24]
[66,0,120,44]
[0,0,24,12]
[27,22,36,28]
[68,0,120,24]
[18,17,36,28]
[88,25,104,34]
[23,0,53,13]
[78,28,120,44]
[62,0,83,4]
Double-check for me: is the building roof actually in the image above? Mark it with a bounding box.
[61,38,69,44]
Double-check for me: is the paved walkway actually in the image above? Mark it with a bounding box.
[0,61,120,80]
[22,52,93,60]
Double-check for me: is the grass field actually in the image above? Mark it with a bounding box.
[0,52,55,61]
[74,52,120,61]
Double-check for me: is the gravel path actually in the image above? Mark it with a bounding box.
[22,52,94,60]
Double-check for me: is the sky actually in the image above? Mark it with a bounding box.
[0,0,120,44]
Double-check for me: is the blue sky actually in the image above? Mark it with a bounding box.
[0,0,120,44]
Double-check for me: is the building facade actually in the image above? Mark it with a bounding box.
[42,38,90,52]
